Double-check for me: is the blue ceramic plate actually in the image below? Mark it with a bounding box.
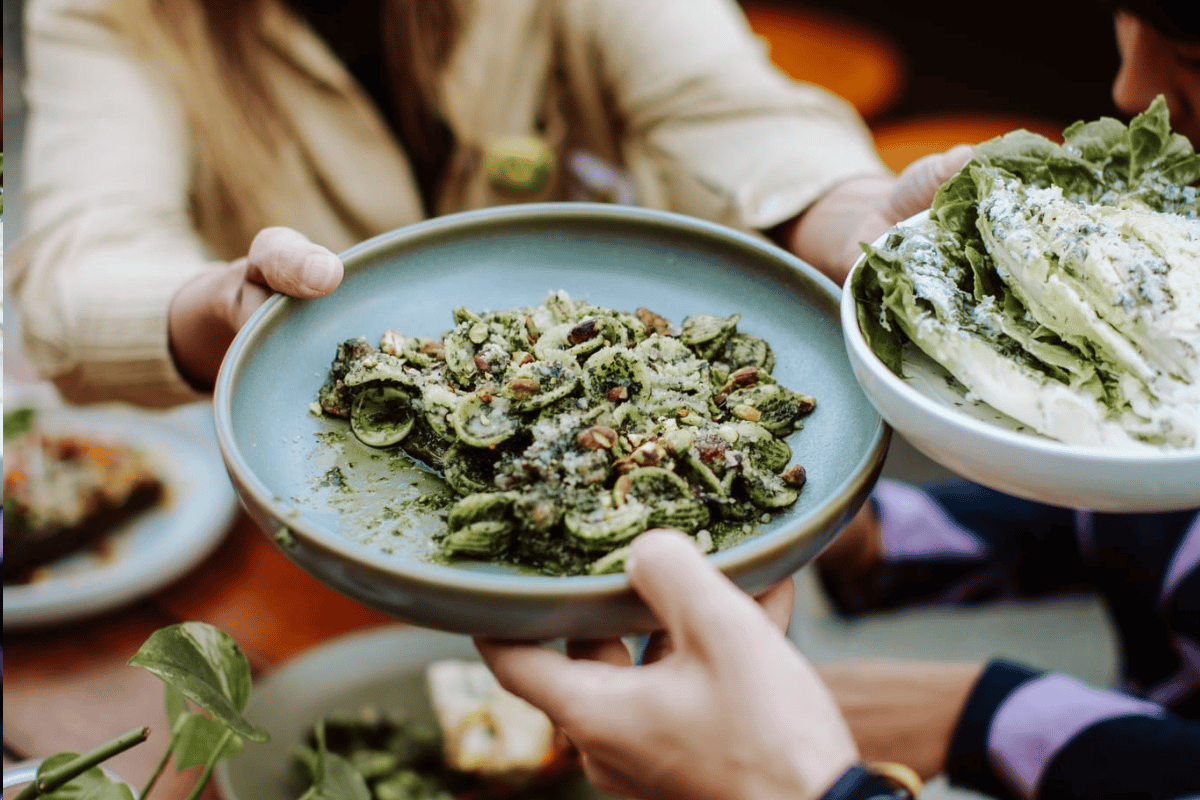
[214,203,888,638]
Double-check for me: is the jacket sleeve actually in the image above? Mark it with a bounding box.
[946,659,1200,800]
[560,0,889,232]
[820,479,1093,616]
[12,0,210,407]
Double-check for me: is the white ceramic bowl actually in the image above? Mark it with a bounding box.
[841,216,1200,513]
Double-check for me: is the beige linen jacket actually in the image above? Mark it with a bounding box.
[13,0,887,408]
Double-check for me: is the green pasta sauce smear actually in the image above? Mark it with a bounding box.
[313,292,815,576]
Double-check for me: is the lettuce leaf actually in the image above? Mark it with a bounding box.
[854,96,1200,449]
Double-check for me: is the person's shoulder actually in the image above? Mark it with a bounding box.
[554,0,683,12]
[27,0,122,34]
[28,0,114,18]
[551,0,750,40]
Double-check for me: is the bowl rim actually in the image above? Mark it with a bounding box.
[214,202,889,599]
[841,209,1200,467]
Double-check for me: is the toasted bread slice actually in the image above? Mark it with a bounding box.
[425,659,572,783]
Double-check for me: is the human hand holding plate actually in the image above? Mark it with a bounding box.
[476,529,858,800]
[169,226,344,388]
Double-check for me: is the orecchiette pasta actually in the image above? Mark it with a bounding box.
[314,292,815,576]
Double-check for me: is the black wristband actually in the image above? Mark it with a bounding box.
[819,765,911,800]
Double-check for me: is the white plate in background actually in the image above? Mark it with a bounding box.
[3,402,238,629]
[216,624,614,800]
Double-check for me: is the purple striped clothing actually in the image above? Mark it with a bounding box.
[843,479,1200,799]
[861,479,1200,708]
[987,674,1163,800]
[1163,514,1200,605]
[947,660,1200,800]
[876,480,989,560]
[1144,635,1200,706]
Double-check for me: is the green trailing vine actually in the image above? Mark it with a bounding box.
[13,622,269,800]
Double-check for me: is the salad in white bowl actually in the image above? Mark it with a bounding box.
[843,97,1200,511]
[851,96,1199,453]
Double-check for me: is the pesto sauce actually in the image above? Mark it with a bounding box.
[308,293,816,575]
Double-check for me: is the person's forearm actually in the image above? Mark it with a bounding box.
[816,660,984,780]
[946,660,1200,800]
[778,146,976,286]
[783,176,898,285]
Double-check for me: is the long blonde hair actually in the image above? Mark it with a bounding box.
[105,0,460,259]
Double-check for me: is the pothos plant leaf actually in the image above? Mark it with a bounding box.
[299,720,371,800]
[309,753,372,800]
[128,622,268,742]
[163,685,246,770]
[33,753,135,800]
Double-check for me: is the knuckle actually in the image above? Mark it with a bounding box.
[249,226,288,256]
[250,227,311,275]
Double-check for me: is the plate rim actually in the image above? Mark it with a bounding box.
[214,624,464,800]
[214,202,889,598]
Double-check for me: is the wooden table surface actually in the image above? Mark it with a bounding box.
[4,510,398,799]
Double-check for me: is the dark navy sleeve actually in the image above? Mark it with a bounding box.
[1155,512,1200,719]
[826,481,1200,718]
[946,659,1200,800]
[820,480,1092,616]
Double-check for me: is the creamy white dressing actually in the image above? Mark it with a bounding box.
[894,177,1199,450]
[858,100,1200,451]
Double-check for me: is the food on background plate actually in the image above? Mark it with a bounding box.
[313,292,815,576]
[3,408,165,582]
[852,97,1200,451]
[426,660,573,780]
[293,660,578,800]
